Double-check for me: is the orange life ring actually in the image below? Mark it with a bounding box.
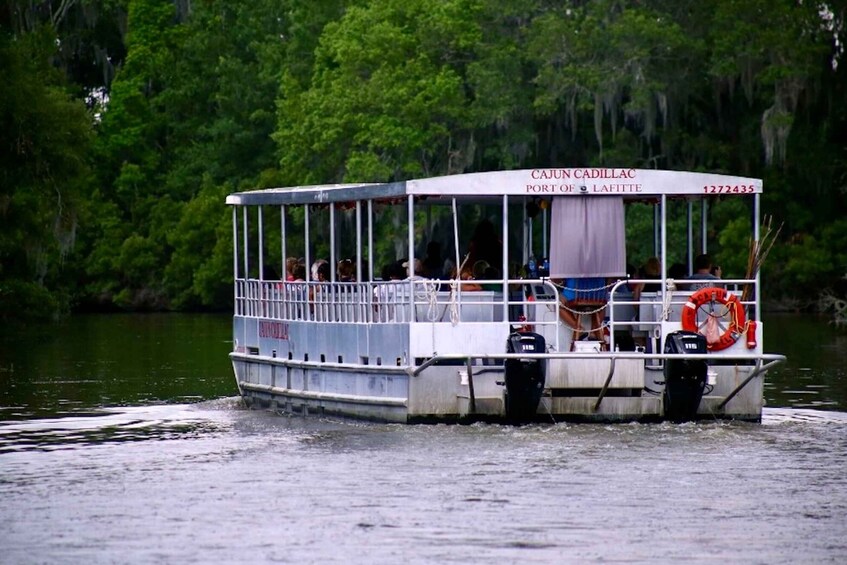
[681,287,746,351]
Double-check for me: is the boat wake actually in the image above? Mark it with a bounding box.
[762,406,847,426]
[0,401,239,453]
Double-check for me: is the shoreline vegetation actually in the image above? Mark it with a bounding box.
[2,1,846,322]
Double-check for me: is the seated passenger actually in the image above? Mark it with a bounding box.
[288,263,307,319]
[558,277,607,343]
[402,258,427,280]
[456,265,481,291]
[641,257,661,292]
[316,261,331,282]
[560,277,607,304]
[687,254,722,290]
[337,258,355,282]
[482,265,501,291]
[285,257,298,281]
[310,258,327,281]
[373,261,405,321]
[472,260,490,285]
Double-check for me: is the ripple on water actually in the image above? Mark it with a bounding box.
[0,400,242,454]
[1,403,846,564]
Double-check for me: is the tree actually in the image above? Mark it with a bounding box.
[0,27,93,318]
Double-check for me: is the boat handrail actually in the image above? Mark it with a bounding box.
[605,277,759,351]
[234,276,761,355]
[233,277,562,328]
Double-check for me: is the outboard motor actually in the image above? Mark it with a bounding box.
[663,330,708,422]
[505,331,546,422]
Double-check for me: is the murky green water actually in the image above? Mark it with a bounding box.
[763,313,847,410]
[0,314,235,420]
[0,313,842,418]
[1,313,845,563]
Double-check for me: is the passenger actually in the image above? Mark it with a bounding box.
[558,277,606,343]
[289,263,307,319]
[337,258,355,282]
[373,261,405,321]
[641,257,661,292]
[422,241,444,279]
[687,254,722,290]
[307,261,332,318]
[285,257,298,281]
[455,264,481,291]
[402,258,427,280]
[466,218,502,268]
[262,264,280,281]
[311,259,327,282]
[482,265,501,291]
[316,261,331,282]
[471,260,499,291]
[668,262,687,284]
[472,260,489,281]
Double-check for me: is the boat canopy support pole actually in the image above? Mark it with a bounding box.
[407,195,414,279]
[304,203,311,321]
[242,207,249,279]
[281,205,286,277]
[653,203,660,258]
[330,203,336,282]
[660,195,667,318]
[258,206,264,280]
[368,200,374,282]
[502,195,508,320]
[687,201,693,275]
[452,198,460,274]
[593,358,617,411]
[232,207,238,307]
[356,201,362,282]
[701,200,708,254]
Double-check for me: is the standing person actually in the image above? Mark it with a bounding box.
[422,241,444,279]
[466,218,502,270]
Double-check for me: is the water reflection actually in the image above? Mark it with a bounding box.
[0,314,235,420]
[764,314,847,410]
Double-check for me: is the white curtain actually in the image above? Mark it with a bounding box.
[549,196,626,278]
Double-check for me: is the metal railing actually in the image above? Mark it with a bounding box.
[234,278,561,327]
[235,276,760,353]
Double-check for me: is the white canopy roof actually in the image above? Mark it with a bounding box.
[226,169,761,206]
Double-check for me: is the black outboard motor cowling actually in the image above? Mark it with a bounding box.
[505,332,546,422]
[663,330,708,422]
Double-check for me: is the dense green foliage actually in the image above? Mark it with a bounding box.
[1,0,846,319]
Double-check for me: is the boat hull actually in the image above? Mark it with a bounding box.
[231,353,766,424]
